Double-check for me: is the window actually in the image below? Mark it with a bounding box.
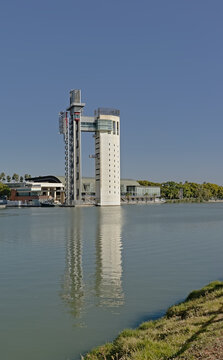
[117,122,119,135]
[113,121,116,134]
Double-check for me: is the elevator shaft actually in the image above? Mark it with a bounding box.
[67,90,85,205]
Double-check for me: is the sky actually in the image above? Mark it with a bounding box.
[0,0,223,184]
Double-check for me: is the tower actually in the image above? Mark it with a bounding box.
[59,91,120,206]
[59,90,85,205]
[95,108,120,206]
[67,90,85,205]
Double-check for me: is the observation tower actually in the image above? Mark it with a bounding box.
[59,90,120,206]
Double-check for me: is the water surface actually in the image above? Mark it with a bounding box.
[0,204,223,359]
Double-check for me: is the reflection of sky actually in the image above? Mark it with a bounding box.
[95,207,124,307]
[61,207,124,318]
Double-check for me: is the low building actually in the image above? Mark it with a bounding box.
[7,178,65,204]
[6,176,160,205]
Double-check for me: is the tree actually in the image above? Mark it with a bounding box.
[218,186,223,199]
[0,172,6,181]
[12,173,19,182]
[7,175,11,183]
[138,180,161,187]
[126,192,131,203]
[24,174,31,180]
[0,182,10,198]
[20,176,24,182]
[161,181,180,199]
[140,178,223,201]
[183,182,193,198]
[144,192,149,203]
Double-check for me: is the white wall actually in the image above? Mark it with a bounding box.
[95,114,120,206]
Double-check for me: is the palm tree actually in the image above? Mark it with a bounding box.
[24,174,31,180]
[0,172,6,181]
[12,173,19,182]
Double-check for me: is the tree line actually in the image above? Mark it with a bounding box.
[0,172,32,183]
[138,180,223,201]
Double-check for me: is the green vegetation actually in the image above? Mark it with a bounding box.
[0,172,6,181]
[83,281,223,359]
[12,173,19,182]
[0,172,31,183]
[138,180,223,201]
[0,182,10,198]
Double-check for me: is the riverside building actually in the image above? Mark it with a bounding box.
[5,176,160,206]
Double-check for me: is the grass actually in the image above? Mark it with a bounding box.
[82,281,223,360]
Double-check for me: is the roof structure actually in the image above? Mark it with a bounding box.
[29,176,140,187]
[28,175,65,185]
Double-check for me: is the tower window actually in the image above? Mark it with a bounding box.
[113,121,116,134]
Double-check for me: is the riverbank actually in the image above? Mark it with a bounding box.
[83,281,223,359]
[165,198,223,204]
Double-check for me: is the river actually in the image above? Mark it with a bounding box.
[0,203,222,359]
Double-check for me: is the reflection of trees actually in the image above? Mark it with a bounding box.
[61,209,84,317]
[95,207,124,307]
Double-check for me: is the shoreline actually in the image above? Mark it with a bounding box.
[83,281,223,359]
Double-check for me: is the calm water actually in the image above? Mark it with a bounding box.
[0,204,223,360]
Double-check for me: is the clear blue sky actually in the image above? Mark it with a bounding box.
[1,0,223,183]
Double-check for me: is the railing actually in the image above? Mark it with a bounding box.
[95,108,120,117]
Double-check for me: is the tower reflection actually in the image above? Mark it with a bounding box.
[61,206,124,318]
[62,209,84,317]
[95,206,124,307]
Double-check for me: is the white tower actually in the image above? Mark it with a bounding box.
[59,93,120,206]
[95,108,120,206]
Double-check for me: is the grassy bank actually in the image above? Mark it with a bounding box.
[83,281,223,359]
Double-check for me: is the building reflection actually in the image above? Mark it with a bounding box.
[95,206,124,307]
[61,206,124,318]
[61,209,84,317]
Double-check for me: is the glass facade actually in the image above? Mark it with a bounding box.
[81,122,96,132]
[96,119,113,131]
[126,186,160,197]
